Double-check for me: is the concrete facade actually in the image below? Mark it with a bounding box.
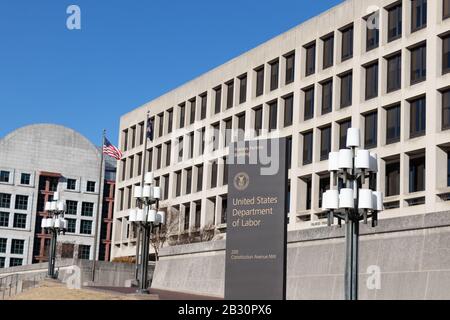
[0,124,116,268]
[112,0,450,260]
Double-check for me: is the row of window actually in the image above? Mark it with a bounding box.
[0,212,27,229]
[0,238,24,255]
[65,200,95,217]
[0,194,29,211]
[0,257,23,268]
[63,218,92,235]
[0,171,32,185]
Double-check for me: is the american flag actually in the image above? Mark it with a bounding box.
[103,137,123,160]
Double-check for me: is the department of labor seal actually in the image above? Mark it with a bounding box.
[234,172,250,191]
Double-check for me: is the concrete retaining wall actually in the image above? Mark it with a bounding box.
[151,211,450,300]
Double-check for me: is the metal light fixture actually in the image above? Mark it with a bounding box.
[322,128,383,300]
[129,173,165,294]
[42,192,67,279]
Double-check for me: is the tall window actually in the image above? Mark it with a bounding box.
[0,212,9,227]
[365,61,379,100]
[81,202,94,217]
[239,74,247,104]
[0,238,7,253]
[388,3,402,42]
[448,151,450,186]
[269,101,278,132]
[87,181,96,193]
[177,137,183,162]
[386,160,400,196]
[226,81,234,109]
[15,195,28,210]
[409,154,425,193]
[211,160,218,188]
[185,168,192,195]
[0,171,9,183]
[270,60,279,91]
[364,111,378,149]
[339,119,352,150]
[410,97,426,138]
[443,89,450,130]
[305,42,316,76]
[179,104,185,129]
[200,94,207,120]
[319,176,330,208]
[386,104,401,144]
[321,79,333,115]
[80,220,92,235]
[13,213,26,229]
[387,53,402,92]
[167,109,173,133]
[237,113,246,141]
[256,66,264,97]
[322,33,334,69]
[303,131,313,165]
[340,71,352,108]
[166,141,172,166]
[411,0,427,32]
[286,136,292,170]
[197,165,203,192]
[175,171,182,197]
[320,126,331,161]
[445,0,450,19]
[78,245,91,260]
[285,53,295,84]
[224,119,232,147]
[214,86,222,114]
[284,94,293,127]
[443,35,450,74]
[66,200,77,215]
[189,99,196,124]
[184,205,190,231]
[304,86,315,120]
[156,145,162,169]
[410,43,427,84]
[188,132,194,159]
[254,106,263,136]
[341,24,354,61]
[195,202,201,229]
[366,13,379,51]
[158,114,164,137]
[11,239,24,255]
[212,123,220,151]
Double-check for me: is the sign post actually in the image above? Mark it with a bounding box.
[225,138,288,300]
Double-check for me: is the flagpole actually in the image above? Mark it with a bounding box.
[91,129,106,282]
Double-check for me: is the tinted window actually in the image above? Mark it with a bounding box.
[285,53,295,84]
[256,67,264,97]
[386,160,400,196]
[411,0,427,32]
[270,61,279,91]
[388,4,402,42]
[321,80,333,115]
[323,34,334,69]
[443,35,450,74]
[340,72,352,108]
[364,111,378,149]
[254,107,263,136]
[304,87,315,120]
[411,44,427,84]
[387,53,402,92]
[269,101,278,132]
[365,62,379,100]
[410,97,426,138]
[341,25,354,61]
[284,95,293,127]
[443,89,450,130]
[366,13,379,51]
[239,75,247,104]
[409,155,426,193]
[339,120,352,150]
[303,131,313,165]
[305,43,316,76]
[386,105,401,144]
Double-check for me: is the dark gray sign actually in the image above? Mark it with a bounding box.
[225,138,288,300]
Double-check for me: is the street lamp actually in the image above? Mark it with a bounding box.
[41,192,67,279]
[322,128,383,300]
[129,172,166,294]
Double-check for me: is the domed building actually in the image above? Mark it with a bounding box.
[0,124,116,268]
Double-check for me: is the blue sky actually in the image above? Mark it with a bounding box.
[0,0,343,145]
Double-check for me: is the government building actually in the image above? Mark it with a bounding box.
[111,0,450,263]
[0,124,116,268]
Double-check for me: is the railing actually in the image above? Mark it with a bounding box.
[0,272,46,300]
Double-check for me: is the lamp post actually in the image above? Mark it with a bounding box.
[129,172,165,294]
[322,128,383,300]
[41,192,67,279]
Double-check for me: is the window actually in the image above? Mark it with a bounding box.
[410,97,426,138]
[11,239,24,255]
[179,104,185,128]
[20,173,31,185]
[410,43,427,84]
[212,123,220,151]
[321,79,333,115]
[409,154,425,193]
[286,136,292,170]
[166,141,171,166]
[199,128,205,156]
[0,193,11,209]
[223,158,228,186]
[254,106,263,136]
[66,200,77,215]
[185,168,192,195]
[214,86,222,113]
[448,151,450,186]
[190,99,196,124]
[9,258,22,267]
[0,257,5,268]
[443,89,450,130]
[388,3,402,42]
[0,212,9,227]
[80,220,92,235]
[363,111,378,150]
[386,160,400,196]
[387,53,402,92]
[15,195,28,210]
[0,171,9,183]
[256,67,264,97]
[0,238,6,253]
[66,218,76,233]
[270,60,279,91]
[340,71,353,108]
[226,81,234,109]
[322,34,334,69]
[224,119,232,147]
[411,0,427,32]
[239,74,247,104]
[319,176,330,208]
[156,145,162,169]
[67,179,76,190]
[200,94,207,120]
[184,205,190,231]
[188,132,194,159]
[304,86,315,120]
[305,42,316,76]
[365,61,379,100]
[339,119,352,150]
[284,95,293,127]
[320,126,331,161]
[366,13,379,51]
[81,202,94,217]
[269,101,278,132]
[386,104,401,144]
[87,181,96,193]
[221,196,228,224]
[178,137,183,162]
[195,202,201,229]
[341,25,354,61]
[12,213,27,229]
[211,160,218,189]
[158,113,164,137]
[303,131,313,165]
[78,245,90,260]
[167,109,173,133]
[285,53,295,84]
[237,113,246,141]
[175,171,182,197]
[131,126,136,148]
[445,0,450,19]
[443,35,450,74]
[197,165,203,192]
